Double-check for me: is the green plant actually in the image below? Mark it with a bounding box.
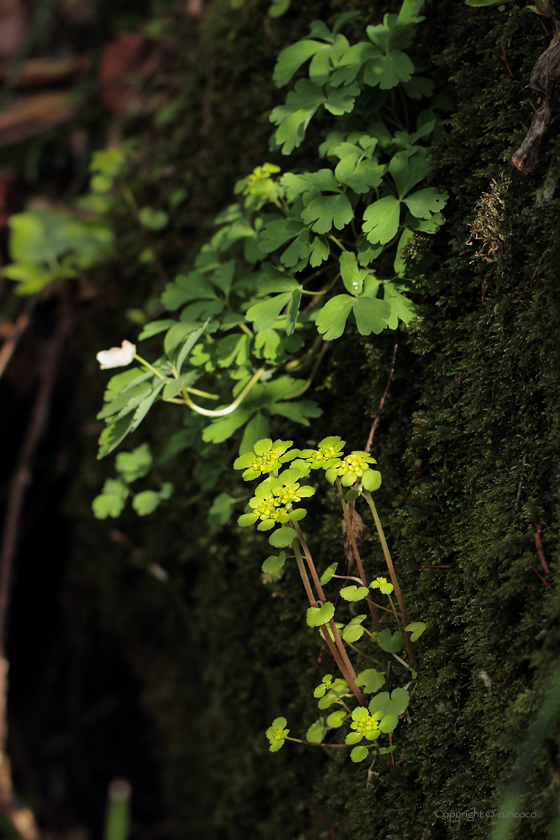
[87,0,450,523]
[235,435,425,767]
[1,208,113,295]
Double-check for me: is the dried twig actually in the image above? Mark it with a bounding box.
[0,303,33,380]
[365,342,398,454]
[396,461,430,510]
[530,523,550,575]
[512,23,560,174]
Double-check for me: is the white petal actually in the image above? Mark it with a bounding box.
[97,339,137,370]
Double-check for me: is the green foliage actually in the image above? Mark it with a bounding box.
[375,628,405,653]
[3,209,113,294]
[340,584,369,601]
[266,717,290,752]
[405,621,427,641]
[131,483,174,516]
[465,0,550,12]
[261,551,287,574]
[232,436,416,771]
[115,443,152,483]
[306,602,335,627]
[306,718,326,743]
[319,562,338,585]
[341,614,368,643]
[355,668,386,694]
[369,687,410,717]
[208,493,238,527]
[92,444,173,519]
[92,0,448,492]
[92,478,129,519]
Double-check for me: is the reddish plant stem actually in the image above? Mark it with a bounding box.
[530,564,552,589]
[363,491,418,670]
[292,540,358,696]
[531,523,550,575]
[335,479,380,631]
[396,461,430,509]
[421,564,453,570]
[293,523,365,705]
[365,342,398,454]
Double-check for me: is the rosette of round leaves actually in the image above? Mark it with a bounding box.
[325,449,382,489]
[266,717,290,752]
[233,438,299,480]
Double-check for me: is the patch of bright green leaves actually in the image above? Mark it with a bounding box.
[92,444,174,518]
[2,209,113,294]
[93,0,449,513]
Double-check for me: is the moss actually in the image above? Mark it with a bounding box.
[70,1,560,838]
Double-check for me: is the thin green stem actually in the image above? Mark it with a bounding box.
[374,742,390,769]
[362,490,418,669]
[181,367,265,417]
[283,343,329,400]
[239,322,253,338]
[285,335,323,372]
[387,593,402,630]
[293,522,325,600]
[292,538,317,607]
[186,387,219,400]
[335,479,381,631]
[392,652,414,674]
[293,541,354,688]
[285,737,350,749]
[133,354,166,380]
[328,234,345,250]
[346,642,380,665]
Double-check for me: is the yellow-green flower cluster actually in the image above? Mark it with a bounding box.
[237,467,315,531]
[325,449,382,490]
[299,436,346,470]
[370,576,394,595]
[266,717,289,752]
[345,707,384,744]
[233,438,298,480]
